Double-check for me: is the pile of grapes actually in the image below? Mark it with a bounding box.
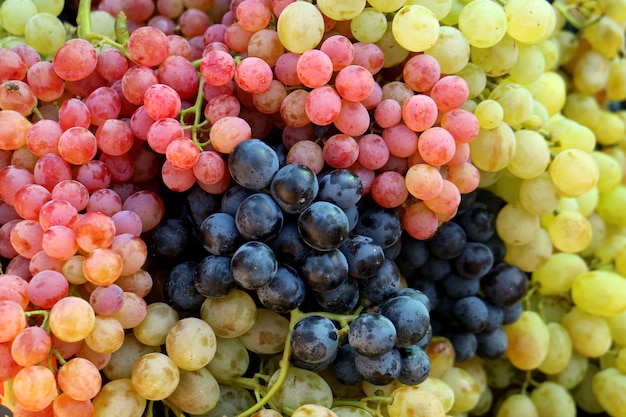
[1,0,626,416]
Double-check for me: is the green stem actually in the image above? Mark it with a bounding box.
[77,0,133,60]
[161,399,186,417]
[25,310,50,330]
[331,399,384,416]
[179,78,207,148]
[50,348,68,367]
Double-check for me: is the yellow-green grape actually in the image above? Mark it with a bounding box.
[165,317,217,371]
[495,393,539,417]
[404,0,453,21]
[350,8,386,43]
[470,34,518,78]
[573,50,611,96]
[519,173,561,216]
[478,168,502,188]
[375,24,410,69]
[592,151,623,193]
[572,270,626,317]
[592,110,626,147]
[547,118,596,153]
[562,92,601,128]
[92,378,147,417]
[131,352,180,400]
[203,384,255,417]
[31,0,64,16]
[615,245,626,277]
[583,15,624,59]
[460,98,476,112]
[267,367,334,411]
[0,0,38,35]
[547,210,592,254]
[424,26,469,75]
[332,406,374,417]
[607,58,626,101]
[582,213,606,260]
[425,336,455,379]
[200,289,257,338]
[490,168,522,203]
[361,379,402,397]
[547,351,588,389]
[24,12,66,55]
[471,387,493,415]
[573,363,605,414]
[592,368,626,417]
[488,82,534,127]
[366,0,405,13]
[455,63,486,99]
[555,30,578,66]
[238,308,289,355]
[455,356,487,394]
[417,377,455,413]
[616,348,626,373]
[482,357,517,389]
[555,196,579,214]
[495,201,540,246]
[599,0,626,22]
[549,148,599,197]
[504,310,550,370]
[277,1,325,53]
[594,231,626,264]
[207,337,250,382]
[561,306,612,358]
[524,71,567,117]
[469,122,516,172]
[90,10,117,41]
[292,404,338,417]
[505,227,552,272]
[133,302,179,347]
[596,185,626,227]
[608,310,626,347]
[509,44,546,85]
[167,367,220,415]
[392,5,440,52]
[575,187,599,217]
[439,0,464,25]
[457,0,507,48]
[538,322,573,375]
[474,99,503,130]
[507,129,550,180]
[388,385,446,417]
[530,381,576,417]
[317,0,365,21]
[504,0,556,44]
[442,367,481,414]
[103,334,161,381]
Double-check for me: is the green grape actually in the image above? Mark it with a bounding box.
[573,363,605,414]
[519,173,561,216]
[131,352,180,401]
[469,122,516,172]
[572,270,626,317]
[238,308,289,355]
[267,366,334,411]
[555,196,579,214]
[575,186,599,217]
[599,0,626,22]
[474,99,503,129]
[528,99,550,130]
[547,118,596,153]
[505,310,550,370]
[375,24,410,68]
[454,62,486,99]
[404,0,453,20]
[482,357,517,389]
[495,393,539,417]
[366,0,405,13]
[424,26,469,75]
[549,148,599,197]
[292,404,338,417]
[538,322,573,375]
[457,0,507,48]
[616,245,626,277]
[90,10,116,41]
[331,406,374,417]
[133,302,179,347]
[524,71,567,117]
[425,336,455,379]
[416,377,455,413]
[505,227,552,272]
[592,110,625,147]
[392,4,440,52]
[92,378,147,417]
[507,129,550,180]
[23,12,65,55]
[562,92,601,128]
[165,317,217,371]
[547,351,588,389]
[509,44,546,84]
[207,336,250,382]
[573,50,611,96]
[456,356,487,394]
[530,381,576,417]
[592,151,622,193]
[495,201,540,246]
[489,168,522,204]
[594,231,626,264]
[200,289,257,338]
[607,57,626,101]
[442,367,481,414]
[597,185,626,226]
[616,348,626,373]
[504,0,556,44]
[276,1,324,53]
[547,210,592,254]
[317,0,365,20]
[361,379,403,397]
[488,82,534,127]
[388,385,446,417]
[439,0,464,25]
[103,333,161,381]
[561,307,612,358]
[350,7,387,43]
[197,384,255,417]
[31,0,63,16]
[531,252,587,295]
[0,0,38,35]
[471,386,493,416]
[470,34,518,77]
[583,15,624,59]
[592,368,626,417]
[477,168,502,188]
[167,367,220,415]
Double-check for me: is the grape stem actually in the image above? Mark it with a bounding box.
[24,309,50,331]
[77,0,134,61]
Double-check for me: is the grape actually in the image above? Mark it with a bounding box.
[12,365,58,412]
[231,241,277,290]
[504,0,556,45]
[549,149,599,197]
[49,296,95,343]
[0,0,38,36]
[507,129,551,179]
[11,325,50,367]
[458,0,507,48]
[388,385,445,417]
[167,367,221,415]
[504,310,550,370]
[392,5,440,53]
[350,7,387,43]
[229,138,280,191]
[92,378,146,416]
[200,289,257,338]
[442,366,481,414]
[235,193,284,241]
[380,295,430,347]
[495,394,538,417]
[268,366,334,410]
[290,315,339,365]
[24,13,66,55]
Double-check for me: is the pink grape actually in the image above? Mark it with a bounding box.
[274,52,301,87]
[348,161,376,195]
[296,49,333,89]
[305,86,341,126]
[29,250,64,276]
[111,210,144,237]
[127,26,170,67]
[447,142,471,167]
[41,225,78,261]
[335,65,375,102]
[209,116,252,153]
[65,70,107,97]
[89,284,125,316]
[424,179,461,214]
[10,219,43,259]
[447,162,480,194]
[121,65,159,106]
[361,82,383,110]
[440,109,480,144]
[110,233,148,276]
[382,124,418,158]
[204,94,241,124]
[143,84,182,120]
[122,0,155,21]
[403,201,439,240]
[14,184,51,220]
[0,341,22,382]
[282,124,315,149]
[0,300,26,343]
[0,48,27,81]
[179,7,211,38]
[322,134,359,169]
[130,106,156,140]
[234,57,273,93]
[166,34,192,59]
[371,171,409,208]
[149,15,176,35]
[320,35,355,71]
[56,357,102,401]
[12,365,58,412]
[157,55,199,99]
[204,23,228,44]
[247,29,285,67]
[236,0,271,32]
[122,190,165,232]
[86,189,123,215]
[115,269,153,297]
[351,42,385,75]
[162,162,196,192]
[11,326,52,367]
[99,153,135,183]
[0,274,29,309]
[374,99,402,128]
[75,160,112,193]
[402,94,438,132]
[430,75,470,112]
[85,86,122,126]
[57,127,98,166]
[405,164,443,200]
[39,199,79,230]
[26,120,62,157]
[147,117,184,154]
[193,150,226,184]
[96,48,129,81]
[51,181,89,212]
[333,100,370,137]
[10,44,40,69]
[83,248,124,286]
[403,54,441,92]
[112,291,148,329]
[280,89,310,128]
[0,110,31,151]
[357,133,390,171]
[27,270,69,309]
[201,50,236,87]
[74,211,116,253]
[58,98,91,131]
[26,61,64,103]
[157,0,184,17]
[286,140,325,174]
[166,138,200,170]
[96,119,134,156]
[417,127,456,166]
[53,39,97,82]
[224,22,253,53]
[253,80,288,114]
[53,393,94,417]
[33,153,72,192]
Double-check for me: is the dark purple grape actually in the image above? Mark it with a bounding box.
[339,234,384,279]
[290,315,339,364]
[481,263,528,307]
[230,241,278,290]
[314,277,360,314]
[348,313,397,357]
[298,201,349,251]
[354,349,402,385]
[398,345,431,385]
[228,138,280,190]
[427,221,467,259]
[270,164,318,214]
[235,193,284,241]
[256,264,305,313]
[199,212,241,256]
[194,255,236,298]
[453,242,494,280]
[333,344,363,386]
[359,258,401,304]
[354,206,402,249]
[452,296,489,333]
[476,327,508,359]
[300,249,349,292]
[380,295,430,348]
[164,261,205,312]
